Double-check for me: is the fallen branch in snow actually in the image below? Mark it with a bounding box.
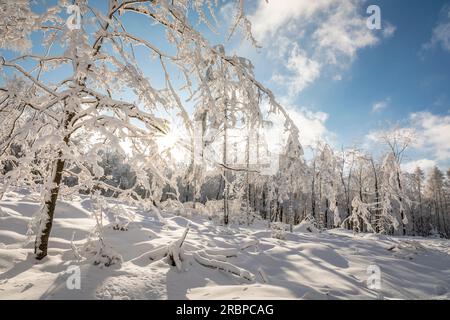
[168,224,190,271]
[193,251,254,281]
[148,224,190,271]
[196,250,228,262]
[148,244,170,261]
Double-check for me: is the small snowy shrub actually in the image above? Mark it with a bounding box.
[271,222,288,240]
[160,199,189,217]
[105,204,135,231]
[294,216,320,233]
[92,245,122,268]
[78,238,123,268]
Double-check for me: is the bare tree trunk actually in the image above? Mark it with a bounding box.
[311,159,316,219]
[438,190,447,235]
[34,156,65,260]
[340,151,354,230]
[358,166,365,232]
[417,176,424,235]
[246,123,250,225]
[35,111,74,260]
[223,103,229,226]
[396,171,406,236]
[370,159,381,233]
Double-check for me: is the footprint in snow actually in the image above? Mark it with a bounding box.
[21,283,33,292]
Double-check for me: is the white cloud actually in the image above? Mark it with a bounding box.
[311,1,379,63]
[263,104,332,154]
[410,112,450,161]
[424,5,450,52]
[365,112,450,165]
[272,44,322,96]
[402,159,437,174]
[288,107,330,147]
[248,0,394,96]
[383,23,397,39]
[249,0,334,41]
[371,98,390,113]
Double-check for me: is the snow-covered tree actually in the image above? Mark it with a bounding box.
[277,132,307,227]
[413,166,426,235]
[372,127,416,235]
[425,166,448,237]
[377,153,406,234]
[1,0,302,258]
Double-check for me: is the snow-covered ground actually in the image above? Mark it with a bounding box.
[0,190,449,300]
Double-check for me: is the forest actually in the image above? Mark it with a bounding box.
[0,0,449,300]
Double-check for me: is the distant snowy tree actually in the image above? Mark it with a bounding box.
[413,167,426,235]
[315,144,339,229]
[425,166,448,237]
[344,197,375,233]
[375,127,415,235]
[277,132,307,227]
[377,153,406,234]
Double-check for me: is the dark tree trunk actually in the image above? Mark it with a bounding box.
[396,171,406,236]
[34,111,74,260]
[35,156,65,259]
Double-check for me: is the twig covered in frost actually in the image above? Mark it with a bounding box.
[70,231,82,261]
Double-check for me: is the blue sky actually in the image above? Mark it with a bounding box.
[217,0,450,171]
[3,0,450,171]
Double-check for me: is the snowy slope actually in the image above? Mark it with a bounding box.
[0,190,449,300]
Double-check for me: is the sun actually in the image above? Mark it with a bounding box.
[156,129,189,163]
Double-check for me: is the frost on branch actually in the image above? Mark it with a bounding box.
[0,0,37,52]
